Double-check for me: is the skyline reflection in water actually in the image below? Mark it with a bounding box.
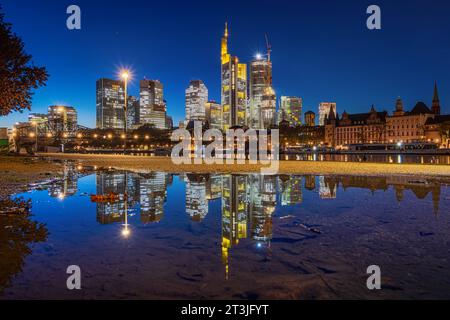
[2,167,450,299]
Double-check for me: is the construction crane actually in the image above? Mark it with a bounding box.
[265,33,272,62]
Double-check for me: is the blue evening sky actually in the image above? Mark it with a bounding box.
[0,0,449,128]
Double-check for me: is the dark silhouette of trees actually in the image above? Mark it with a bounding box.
[0,6,48,116]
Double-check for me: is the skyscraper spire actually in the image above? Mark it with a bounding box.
[432,81,441,115]
[221,22,229,58]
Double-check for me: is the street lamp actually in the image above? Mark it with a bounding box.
[120,70,130,154]
[31,122,38,152]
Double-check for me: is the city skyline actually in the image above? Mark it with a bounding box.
[1,0,450,129]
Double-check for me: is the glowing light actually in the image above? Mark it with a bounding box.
[29,132,35,138]
[47,133,53,138]
[121,70,130,81]
[58,193,66,200]
[255,53,262,60]
[63,133,69,138]
[134,135,139,139]
[121,226,131,238]
[121,134,126,139]
[93,134,98,138]
[107,134,113,139]
[77,133,82,138]
[145,135,150,140]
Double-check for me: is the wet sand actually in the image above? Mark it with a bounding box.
[0,156,64,199]
[39,153,450,177]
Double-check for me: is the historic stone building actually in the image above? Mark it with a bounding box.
[325,105,387,147]
[324,83,447,148]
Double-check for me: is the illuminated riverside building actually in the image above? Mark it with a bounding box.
[325,105,387,147]
[386,85,441,144]
[261,88,277,128]
[206,101,222,130]
[221,23,247,130]
[47,106,78,137]
[185,80,208,124]
[28,113,48,135]
[249,56,274,129]
[127,96,140,130]
[318,102,337,126]
[96,78,125,130]
[280,96,302,127]
[304,111,316,127]
[140,79,167,129]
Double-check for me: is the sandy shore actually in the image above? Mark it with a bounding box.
[38,153,450,177]
[0,156,64,199]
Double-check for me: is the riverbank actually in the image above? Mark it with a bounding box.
[0,156,64,199]
[38,153,450,177]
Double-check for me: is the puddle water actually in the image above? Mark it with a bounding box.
[1,167,450,299]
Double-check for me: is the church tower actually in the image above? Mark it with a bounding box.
[432,81,441,115]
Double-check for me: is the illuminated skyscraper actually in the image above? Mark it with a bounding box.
[47,106,78,137]
[127,95,139,129]
[96,78,125,129]
[185,80,208,124]
[221,23,247,130]
[319,102,337,126]
[249,54,275,129]
[140,79,167,129]
[280,96,302,127]
[206,100,222,130]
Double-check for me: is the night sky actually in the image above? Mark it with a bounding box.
[1,0,449,128]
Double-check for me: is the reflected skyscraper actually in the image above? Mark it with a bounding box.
[319,176,337,199]
[139,172,169,223]
[48,166,79,199]
[186,174,209,221]
[280,175,303,206]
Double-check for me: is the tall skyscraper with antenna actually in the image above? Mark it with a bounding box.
[221,23,247,130]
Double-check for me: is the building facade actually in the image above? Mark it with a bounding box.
[206,100,222,130]
[304,111,316,127]
[221,23,247,130]
[280,96,302,127]
[96,78,125,130]
[140,79,167,129]
[325,105,387,147]
[48,106,78,137]
[185,80,208,123]
[249,57,274,129]
[127,96,140,130]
